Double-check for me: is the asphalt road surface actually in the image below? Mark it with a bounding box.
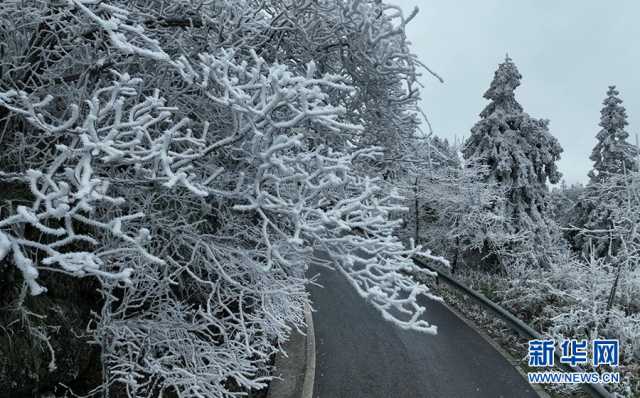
[309,263,540,398]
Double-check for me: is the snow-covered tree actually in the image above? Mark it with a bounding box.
[550,181,584,229]
[462,55,563,252]
[397,135,526,272]
[571,86,639,256]
[417,160,528,270]
[0,1,445,396]
[588,86,638,183]
[494,172,640,397]
[223,0,443,181]
[428,136,460,169]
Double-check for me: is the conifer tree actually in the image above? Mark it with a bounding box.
[572,86,639,256]
[463,56,563,239]
[588,86,638,183]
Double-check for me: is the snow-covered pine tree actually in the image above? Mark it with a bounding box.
[588,86,638,183]
[462,55,563,262]
[572,86,639,256]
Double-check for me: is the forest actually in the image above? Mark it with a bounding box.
[0,1,638,397]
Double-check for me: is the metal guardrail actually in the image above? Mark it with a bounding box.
[413,256,614,398]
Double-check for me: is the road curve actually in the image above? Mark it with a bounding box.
[309,263,540,398]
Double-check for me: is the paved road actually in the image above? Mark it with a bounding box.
[309,264,540,398]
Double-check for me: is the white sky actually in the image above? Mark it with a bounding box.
[390,0,640,184]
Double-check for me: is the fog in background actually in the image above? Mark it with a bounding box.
[392,0,640,184]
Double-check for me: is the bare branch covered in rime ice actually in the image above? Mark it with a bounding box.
[0,0,444,396]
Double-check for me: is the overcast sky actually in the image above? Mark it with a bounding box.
[390,0,640,184]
